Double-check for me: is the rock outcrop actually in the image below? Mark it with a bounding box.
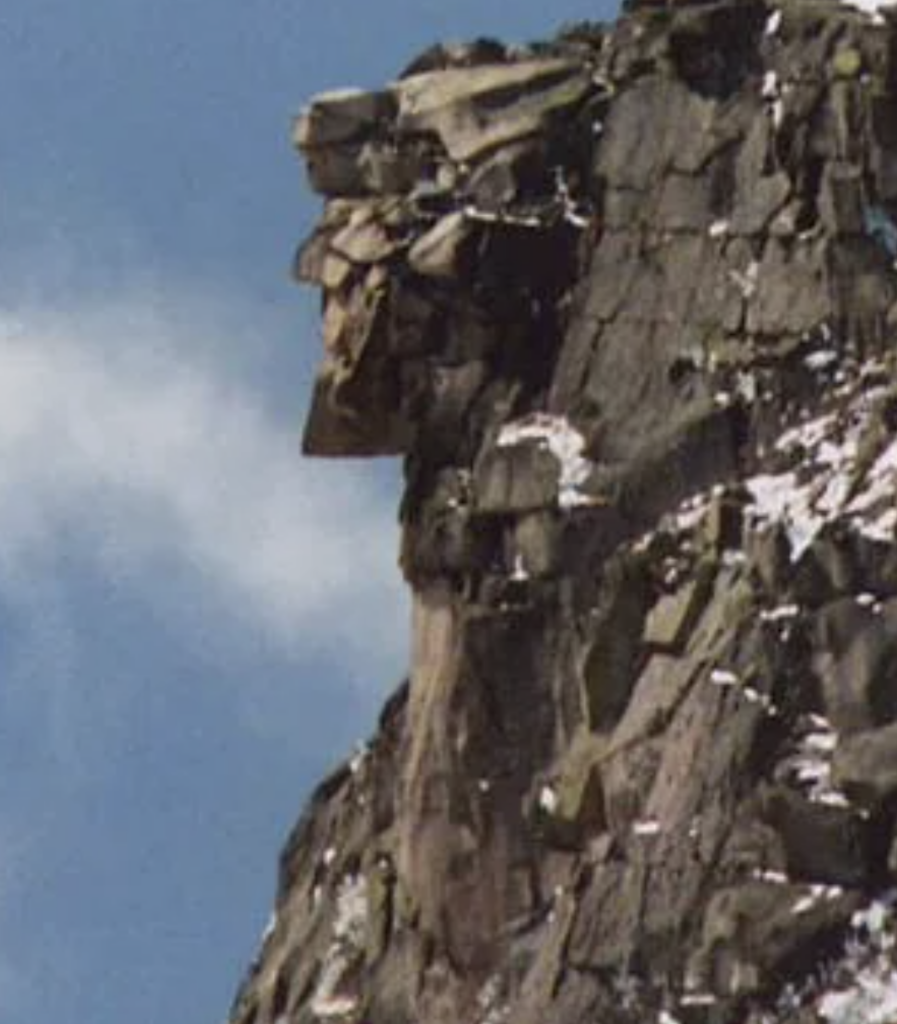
[230,1,897,1021]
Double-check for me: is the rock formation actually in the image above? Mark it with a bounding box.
[229,0,897,1020]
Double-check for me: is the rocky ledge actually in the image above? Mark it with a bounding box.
[230,1,897,1021]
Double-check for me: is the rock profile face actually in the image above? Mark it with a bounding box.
[230,2,897,1022]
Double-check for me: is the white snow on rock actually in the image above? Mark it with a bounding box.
[777,716,851,809]
[819,969,897,1023]
[805,349,840,371]
[838,0,897,23]
[846,435,897,541]
[680,992,717,1007]
[710,668,739,687]
[745,373,897,557]
[539,784,558,814]
[497,413,599,509]
[817,896,897,1023]
[633,819,661,836]
[762,70,780,99]
[476,975,511,1024]
[658,1011,683,1024]
[760,604,800,623]
[349,743,369,775]
[754,869,789,884]
[792,884,844,916]
[310,873,369,1019]
[260,910,278,945]
[510,553,529,581]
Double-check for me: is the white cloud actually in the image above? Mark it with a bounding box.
[0,287,409,684]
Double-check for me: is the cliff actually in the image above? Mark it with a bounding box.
[229,1,897,1021]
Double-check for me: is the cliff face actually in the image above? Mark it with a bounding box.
[230,2,897,1022]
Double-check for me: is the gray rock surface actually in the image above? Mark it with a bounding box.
[229,2,897,1022]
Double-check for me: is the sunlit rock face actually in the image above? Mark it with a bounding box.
[230,2,897,1022]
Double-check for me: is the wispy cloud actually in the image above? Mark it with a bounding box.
[0,286,408,684]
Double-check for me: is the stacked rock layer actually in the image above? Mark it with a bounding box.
[231,1,897,1021]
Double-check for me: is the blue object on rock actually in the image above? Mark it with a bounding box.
[863,205,897,258]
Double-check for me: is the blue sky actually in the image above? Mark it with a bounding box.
[0,1,618,1021]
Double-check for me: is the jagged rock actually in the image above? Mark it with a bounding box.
[406,212,472,278]
[689,881,861,999]
[395,58,593,164]
[833,722,897,808]
[704,491,745,553]
[229,3,897,1023]
[295,88,396,149]
[730,171,792,236]
[760,786,869,887]
[642,563,715,654]
[815,598,897,733]
[473,443,561,515]
[537,732,608,847]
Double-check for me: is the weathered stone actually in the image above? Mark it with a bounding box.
[655,172,714,232]
[567,857,644,971]
[473,443,560,514]
[386,284,438,356]
[730,172,791,236]
[396,58,593,164]
[581,231,642,321]
[819,161,866,236]
[232,5,897,1023]
[421,361,488,447]
[407,212,473,278]
[760,786,869,887]
[512,512,561,578]
[643,564,714,654]
[358,139,427,194]
[690,882,860,998]
[704,492,745,553]
[815,598,897,733]
[833,721,897,808]
[791,525,861,605]
[580,554,652,731]
[538,732,608,847]
[465,139,550,208]
[827,237,897,341]
[747,238,831,335]
[331,210,404,264]
[320,252,355,291]
[294,88,396,149]
[304,142,368,196]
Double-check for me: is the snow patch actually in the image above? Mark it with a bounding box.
[746,384,897,555]
[310,873,369,1020]
[497,414,599,509]
[793,885,844,916]
[510,553,529,581]
[349,743,369,775]
[805,349,840,372]
[539,785,558,814]
[710,668,739,687]
[817,895,897,1023]
[777,716,850,809]
[633,819,661,837]
[476,975,511,1024]
[760,604,800,623]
